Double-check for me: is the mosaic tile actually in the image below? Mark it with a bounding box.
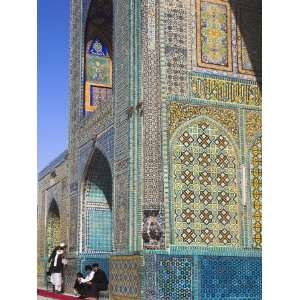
[143,255,157,300]
[158,255,193,300]
[164,0,188,96]
[84,38,112,113]
[38,0,263,297]
[196,0,232,71]
[245,110,262,147]
[199,256,262,299]
[170,117,240,246]
[190,73,261,106]
[142,0,163,211]
[250,136,262,248]
[83,148,113,253]
[86,209,112,252]
[109,256,141,300]
[168,102,239,142]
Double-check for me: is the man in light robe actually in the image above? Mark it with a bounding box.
[48,242,67,293]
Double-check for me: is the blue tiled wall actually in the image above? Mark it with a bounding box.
[199,256,262,299]
[86,209,112,252]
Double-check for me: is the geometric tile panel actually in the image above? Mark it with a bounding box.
[143,255,157,300]
[158,256,193,300]
[250,136,262,248]
[86,209,112,252]
[199,256,262,299]
[196,0,232,71]
[109,256,141,300]
[171,118,240,246]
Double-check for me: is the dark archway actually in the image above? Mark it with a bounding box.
[46,199,61,257]
[83,148,113,252]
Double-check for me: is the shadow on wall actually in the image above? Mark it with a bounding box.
[230,0,262,90]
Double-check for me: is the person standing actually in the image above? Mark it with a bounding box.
[48,242,67,293]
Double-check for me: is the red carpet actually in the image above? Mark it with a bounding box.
[37,289,78,299]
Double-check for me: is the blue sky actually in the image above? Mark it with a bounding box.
[38,0,70,171]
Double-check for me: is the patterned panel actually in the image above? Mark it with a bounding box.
[64,257,79,293]
[95,127,115,167]
[113,0,131,251]
[250,137,262,248]
[169,102,239,143]
[237,1,262,75]
[142,0,163,211]
[143,255,157,300]
[109,256,141,300]
[158,255,193,300]
[171,118,240,246]
[79,141,94,178]
[47,201,61,257]
[86,209,112,252]
[84,39,112,113]
[190,73,262,106]
[245,110,262,148]
[196,0,232,71]
[114,168,129,250]
[164,0,188,96]
[199,256,262,299]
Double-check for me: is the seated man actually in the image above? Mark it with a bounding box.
[74,265,95,299]
[86,263,108,299]
[80,265,95,284]
[74,272,85,298]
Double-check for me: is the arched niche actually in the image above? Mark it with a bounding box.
[83,0,113,114]
[46,199,61,257]
[82,148,113,252]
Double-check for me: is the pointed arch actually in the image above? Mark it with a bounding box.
[82,148,113,253]
[83,0,113,114]
[46,199,61,256]
[170,116,241,247]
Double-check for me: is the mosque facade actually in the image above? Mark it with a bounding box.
[37,0,262,298]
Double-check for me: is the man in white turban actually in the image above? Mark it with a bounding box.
[48,243,67,293]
